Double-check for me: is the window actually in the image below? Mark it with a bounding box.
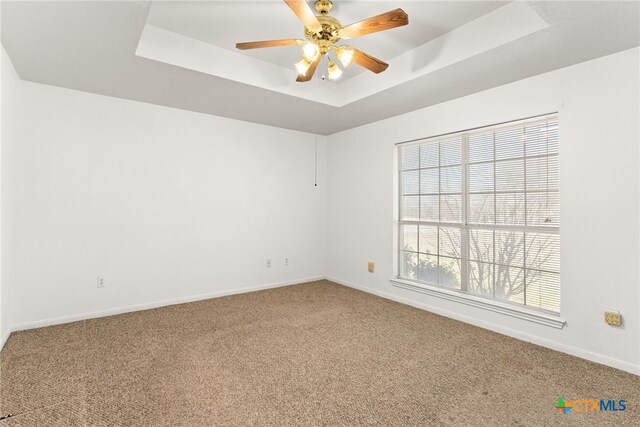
[398,114,560,313]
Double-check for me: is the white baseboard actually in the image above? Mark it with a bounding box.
[327,276,640,376]
[11,276,325,333]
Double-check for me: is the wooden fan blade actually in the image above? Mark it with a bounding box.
[236,39,302,50]
[296,56,321,82]
[341,8,408,39]
[284,0,322,33]
[352,48,389,74]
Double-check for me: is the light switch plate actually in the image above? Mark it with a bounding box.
[368,262,375,273]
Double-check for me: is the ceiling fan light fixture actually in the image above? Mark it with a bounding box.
[336,46,354,67]
[327,60,343,80]
[295,58,312,76]
[302,43,320,61]
[238,1,408,82]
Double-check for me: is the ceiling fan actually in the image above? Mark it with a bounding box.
[236,0,409,82]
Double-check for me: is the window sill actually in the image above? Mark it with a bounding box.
[390,278,566,329]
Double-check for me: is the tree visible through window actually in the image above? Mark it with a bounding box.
[398,115,560,313]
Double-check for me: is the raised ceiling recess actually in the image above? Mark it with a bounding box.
[136,1,547,107]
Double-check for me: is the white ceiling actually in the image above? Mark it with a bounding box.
[2,1,640,135]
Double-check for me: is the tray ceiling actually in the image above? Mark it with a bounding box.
[2,1,639,134]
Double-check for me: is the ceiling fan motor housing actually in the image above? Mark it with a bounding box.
[304,15,342,55]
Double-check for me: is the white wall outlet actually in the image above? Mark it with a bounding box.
[97,277,105,288]
[285,258,289,266]
[266,259,271,268]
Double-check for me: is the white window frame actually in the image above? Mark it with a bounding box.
[392,114,565,329]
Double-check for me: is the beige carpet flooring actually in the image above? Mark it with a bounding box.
[0,280,638,426]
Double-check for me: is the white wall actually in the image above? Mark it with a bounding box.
[326,47,640,374]
[1,47,22,348]
[6,67,327,329]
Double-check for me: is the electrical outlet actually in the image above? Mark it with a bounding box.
[368,262,375,273]
[266,259,272,268]
[285,258,289,266]
[97,277,105,288]
[604,310,621,326]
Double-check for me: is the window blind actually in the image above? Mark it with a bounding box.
[398,114,560,313]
